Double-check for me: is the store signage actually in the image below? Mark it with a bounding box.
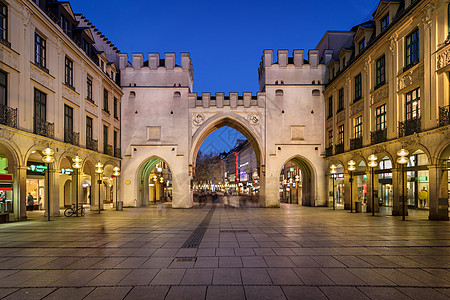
[363,175,367,179]
[61,168,73,175]
[156,167,162,172]
[290,167,295,172]
[418,176,428,182]
[0,174,13,181]
[29,164,47,173]
[125,180,131,185]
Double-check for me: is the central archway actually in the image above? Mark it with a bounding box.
[279,156,316,206]
[190,113,265,205]
[137,156,173,207]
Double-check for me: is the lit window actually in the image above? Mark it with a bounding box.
[338,125,344,144]
[354,116,362,138]
[376,104,386,131]
[406,88,420,120]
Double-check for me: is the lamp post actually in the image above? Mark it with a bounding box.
[72,156,83,216]
[295,175,300,205]
[42,147,54,221]
[160,176,164,202]
[348,160,356,213]
[113,167,120,211]
[289,178,293,204]
[396,149,409,221]
[368,154,378,216]
[330,165,337,210]
[95,162,104,214]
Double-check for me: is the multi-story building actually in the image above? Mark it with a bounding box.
[321,0,449,220]
[0,0,121,221]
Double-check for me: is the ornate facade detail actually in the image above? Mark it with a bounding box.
[30,64,54,90]
[0,130,14,141]
[247,113,261,125]
[0,45,19,70]
[437,48,450,70]
[389,34,397,54]
[192,113,205,126]
[326,118,333,129]
[62,84,79,102]
[398,63,424,90]
[370,84,388,106]
[336,111,345,123]
[421,4,435,29]
[350,100,364,116]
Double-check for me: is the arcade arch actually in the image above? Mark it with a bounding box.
[279,156,316,206]
[137,157,173,207]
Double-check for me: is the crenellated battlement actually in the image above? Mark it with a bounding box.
[258,49,326,92]
[119,52,194,90]
[188,92,265,108]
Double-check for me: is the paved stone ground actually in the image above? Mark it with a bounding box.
[0,204,449,299]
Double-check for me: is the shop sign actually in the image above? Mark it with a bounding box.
[363,175,367,179]
[61,168,73,175]
[0,174,13,181]
[289,167,295,172]
[29,164,47,173]
[418,176,428,182]
[125,180,131,185]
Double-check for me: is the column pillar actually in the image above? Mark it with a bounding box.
[343,172,351,210]
[428,165,449,221]
[392,167,408,216]
[50,168,60,216]
[15,166,28,221]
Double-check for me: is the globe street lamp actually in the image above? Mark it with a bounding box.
[160,176,165,202]
[153,175,157,203]
[368,154,378,216]
[113,166,120,210]
[289,178,293,204]
[95,162,104,214]
[72,156,83,216]
[330,164,337,210]
[348,160,356,213]
[295,175,300,205]
[396,149,409,221]
[42,147,54,221]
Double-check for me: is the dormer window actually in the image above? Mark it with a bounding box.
[60,14,68,35]
[101,60,105,72]
[359,39,365,52]
[342,57,346,68]
[381,14,389,31]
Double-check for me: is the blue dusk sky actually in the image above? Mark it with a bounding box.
[70,0,379,153]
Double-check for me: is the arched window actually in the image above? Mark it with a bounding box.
[312,89,320,96]
[173,91,181,98]
[129,91,136,99]
[275,89,284,96]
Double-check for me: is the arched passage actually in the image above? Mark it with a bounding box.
[280,156,316,207]
[137,156,173,207]
[0,141,20,218]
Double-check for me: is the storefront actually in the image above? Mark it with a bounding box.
[26,161,47,210]
[0,174,13,214]
[406,151,429,209]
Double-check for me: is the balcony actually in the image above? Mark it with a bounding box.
[371,128,387,145]
[439,105,450,127]
[64,129,80,146]
[86,137,98,151]
[0,104,18,128]
[34,117,54,138]
[335,143,344,155]
[399,117,421,137]
[325,146,333,157]
[350,137,363,150]
[104,144,113,156]
[114,148,121,158]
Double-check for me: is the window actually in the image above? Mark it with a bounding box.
[354,73,362,101]
[34,89,46,131]
[0,70,6,107]
[60,14,68,35]
[103,125,108,152]
[381,14,389,31]
[0,1,7,43]
[448,4,450,39]
[86,76,92,101]
[328,130,333,147]
[376,104,386,131]
[405,29,419,67]
[64,57,73,87]
[113,97,118,119]
[34,33,46,68]
[342,56,346,68]
[103,89,109,112]
[406,88,420,120]
[359,39,365,52]
[338,125,344,144]
[354,116,362,138]
[101,60,105,72]
[64,104,73,141]
[376,55,385,87]
[328,96,333,118]
[338,88,344,111]
[86,116,93,141]
[82,39,89,55]
[113,130,118,153]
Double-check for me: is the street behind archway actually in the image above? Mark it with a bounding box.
[0,205,449,299]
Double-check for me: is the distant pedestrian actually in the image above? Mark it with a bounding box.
[158,201,163,215]
[27,193,34,211]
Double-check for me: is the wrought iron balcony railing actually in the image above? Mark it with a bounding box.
[34,117,54,138]
[64,129,80,146]
[104,144,113,156]
[114,148,121,158]
[399,117,421,137]
[439,105,450,127]
[371,128,387,145]
[86,137,98,151]
[325,146,333,157]
[335,143,344,155]
[350,136,363,150]
[0,104,18,128]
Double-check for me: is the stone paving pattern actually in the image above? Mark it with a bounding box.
[0,205,449,299]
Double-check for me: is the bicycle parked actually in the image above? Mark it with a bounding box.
[64,204,85,217]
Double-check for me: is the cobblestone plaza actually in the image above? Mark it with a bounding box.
[0,205,448,299]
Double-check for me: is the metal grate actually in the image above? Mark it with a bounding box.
[181,206,215,248]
